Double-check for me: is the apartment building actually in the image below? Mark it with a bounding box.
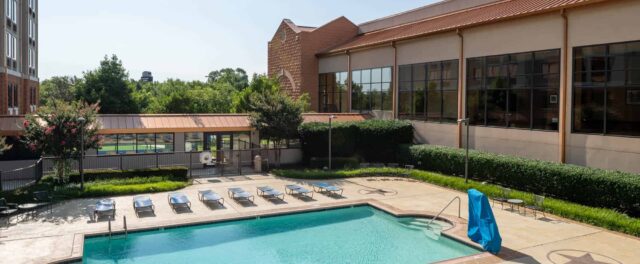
[1,0,38,116]
[267,0,640,173]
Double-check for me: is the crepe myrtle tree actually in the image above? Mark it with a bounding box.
[22,100,102,181]
[248,85,306,167]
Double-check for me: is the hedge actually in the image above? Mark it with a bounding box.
[309,157,360,169]
[399,144,640,216]
[47,166,189,183]
[298,119,413,163]
[54,176,189,198]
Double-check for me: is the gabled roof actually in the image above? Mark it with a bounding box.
[323,0,605,54]
[283,19,316,33]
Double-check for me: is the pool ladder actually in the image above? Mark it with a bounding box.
[425,196,461,229]
[108,216,128,240]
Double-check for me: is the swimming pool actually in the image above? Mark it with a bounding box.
[82,206,480,264]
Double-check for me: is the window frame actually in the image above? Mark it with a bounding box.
[351,66,393,113]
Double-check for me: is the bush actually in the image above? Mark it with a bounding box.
[54,176,188,198]
[44,166,189,183]
[309,157,360,169]
[273,168,640,237]
[298,119,413,163]
[400,145,640,215]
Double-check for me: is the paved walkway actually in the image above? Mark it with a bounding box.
[0,174,638,263]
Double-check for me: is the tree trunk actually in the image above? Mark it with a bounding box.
[55,158,66,182]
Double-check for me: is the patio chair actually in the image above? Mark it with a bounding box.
[33,190,53,212]
[525,194,546,218]
[0,198,18,226]
[256,186,285,201]
[94,199,116,220]
[227,188,255,203]
[198,190,224,206]
[312,182,344,196]
[492,187,511,209]
[133,196,154,216]
[285,184,313,199]
[168,193,191,211]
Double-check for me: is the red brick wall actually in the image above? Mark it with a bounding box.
[0,74,37,115]
[268,22,302,99]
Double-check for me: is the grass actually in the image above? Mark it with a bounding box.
[2,175,189,202]
[273,168,640,237]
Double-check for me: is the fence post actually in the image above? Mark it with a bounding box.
[189,152,193,178]
[156,152,159,168]
[119,155,123,171]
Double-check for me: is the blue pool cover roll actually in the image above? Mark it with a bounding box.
[467,188,502,254]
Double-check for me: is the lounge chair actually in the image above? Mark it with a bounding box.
[198,190,224,206]
[312,182,344,196]
[492,187,511,209]
[285,185,313,199]
[168,193,191,211]
[227,188,255,203]
[94,199,116,220]
[133,196,154,216]
[0,198,18,226]
[525,194,546,218]
[256,186,285,201]
[33,191,53,212]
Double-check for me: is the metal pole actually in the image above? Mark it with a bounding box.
[79,117,86,190]
[328,118,332,170]
[465,120,469,183]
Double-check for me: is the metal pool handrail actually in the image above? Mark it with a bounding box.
[425,196,461,228]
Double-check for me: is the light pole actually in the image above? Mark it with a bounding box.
[78,117,86,190]
[458,118,470,183]
[328,115,336,170]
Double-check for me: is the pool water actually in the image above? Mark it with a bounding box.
[82,206,480,264]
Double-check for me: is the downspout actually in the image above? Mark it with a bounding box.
[347,51,352,112]
[456,29,464,148]
[392,41,398,119]
[559,9,568,163]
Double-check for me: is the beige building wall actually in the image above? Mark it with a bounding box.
[318,55,348,73]
[397,33,460,147]
[565,0,640,173]
[350,46,394,70]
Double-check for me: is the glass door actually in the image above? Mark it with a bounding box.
[204,133,217,162]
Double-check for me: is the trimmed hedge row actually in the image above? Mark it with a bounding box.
[309,157,360,169]
[399,144,640,215]
[48,166,189,183]
[298,119,413,163]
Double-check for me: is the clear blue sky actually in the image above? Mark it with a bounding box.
[40,0,437,82]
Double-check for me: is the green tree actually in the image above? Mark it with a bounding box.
[207,68,249,90]
[141,79,236,113]
[39,76,79,105]
[233,74,279,113]
[76,55,138,113]
[248,82,305,166]
[22,100,102,181]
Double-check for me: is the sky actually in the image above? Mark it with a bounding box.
[40,0,438,82]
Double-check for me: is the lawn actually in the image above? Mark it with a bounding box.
[273,168,640,237]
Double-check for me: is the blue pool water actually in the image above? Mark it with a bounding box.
[82,206,480,264]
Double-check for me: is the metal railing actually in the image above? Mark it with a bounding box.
[425,196,461,228]
[0,158,43,191]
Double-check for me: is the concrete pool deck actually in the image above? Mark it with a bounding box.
[0,174,638,264]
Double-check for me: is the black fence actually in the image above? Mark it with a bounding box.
[0,158,43,191]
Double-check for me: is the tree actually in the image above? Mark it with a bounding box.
[140,79,237,113]
[233,74,279,113]
[39,76,79,105]
[22,100,102,181]
[207,68,249,90]
[248,82,305,166]
[76,55,138,113]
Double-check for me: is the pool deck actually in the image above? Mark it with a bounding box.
[1,174,638,264]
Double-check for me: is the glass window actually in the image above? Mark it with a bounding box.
[117,134,136,154]
[184,132,204,152]
[233,133,251,150]
[136,134,155,153]
[573,41,640,136]
[351,67,393,112]
[156,133,174,153]
[98,135,118,155]
[399,60,458,122]
[319,72,348,113]
[467,49,560,130]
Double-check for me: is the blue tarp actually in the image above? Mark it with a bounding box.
[467,189,502,254]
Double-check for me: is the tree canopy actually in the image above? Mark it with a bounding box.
[75,55,138,114]
[206,68,249,91]
[39,76,79,106]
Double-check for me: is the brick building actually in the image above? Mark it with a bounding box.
[0,0,38,116]
[268,0,640,173]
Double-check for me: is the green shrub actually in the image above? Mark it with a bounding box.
[298,119,413,163]
[54,176,188,198]
[401,145,640,216]
[273,168,640,237]
[309,157,360,169]
[47,166,189,183]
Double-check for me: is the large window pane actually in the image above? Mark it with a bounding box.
[361,83,371,111]
[98,135,118,155]
[233,132,251,150]
[507,89,531,129]
[467,90,485,125]
[136,134,155,154]
[398,90,412,117]
[486,90,507,126]
[351,84,362,111]
[382,67,392,82]
[427,88,442,122]
[371,68,381,83]
[442,90,458,123]
[532,89,559,130]
[606,87,640,136]
[117,134,136,154]
[413,81,426,118]
[156,133,174,153]
[381,82,392,111]
[370,83,382,111]
[573,87,605,133]
[184,132,204,152]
